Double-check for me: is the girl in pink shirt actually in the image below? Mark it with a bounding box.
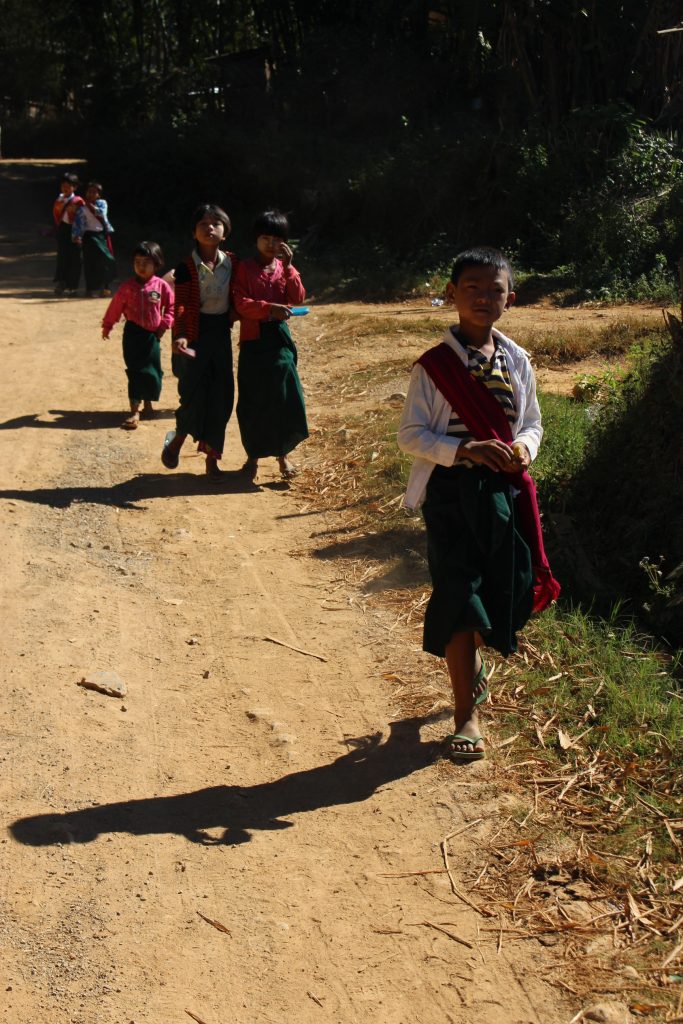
[233,210,308,480]
[102,241,174,429]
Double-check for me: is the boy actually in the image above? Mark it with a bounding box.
[52,173,84,296]
[398,247,559,763]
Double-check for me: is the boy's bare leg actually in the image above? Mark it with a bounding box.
[278,456,298,479]
[205,454,225,478]
[242,458,259,481]
[165,432,186,457]
[123,401,141,430]
[141,400,154,419]
[444,631,485,756]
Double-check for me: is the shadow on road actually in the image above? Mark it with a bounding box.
[10,716,443,847]
[0,409,176,431]
[0,471,262,509]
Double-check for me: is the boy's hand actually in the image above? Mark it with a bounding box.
[509,442,531,470]
[278,242,293,267]
[102,328,110,340]
[172,337,190,355]
[269,304,291,321]
[456,439,515,472]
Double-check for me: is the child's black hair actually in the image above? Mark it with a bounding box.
[450,246,514,291]
[253,209,290,241]
[133,240,164,270]
[86,181,103,194]
[191,203,232,236]
[61,172,79,187]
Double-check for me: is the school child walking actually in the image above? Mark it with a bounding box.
[161,204,237,479]
[52,172,84,296]
[398,247,560,764]
[72,181,116,297]
[233,210,308,480]
[101,241,174,429]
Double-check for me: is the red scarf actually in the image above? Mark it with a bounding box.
[417,340,560,612]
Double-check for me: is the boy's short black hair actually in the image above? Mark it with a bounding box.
[61,172,79,187]
[133,240,164,270]
[253,209,290,240]
[86,181,103,194]
[450,246,514,290]
[192,203,232,236]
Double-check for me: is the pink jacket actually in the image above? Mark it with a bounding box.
[232,258,305,343]
[102,276,174,337]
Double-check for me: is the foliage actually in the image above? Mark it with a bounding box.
[565,327,683,643]
[2,2,683,296]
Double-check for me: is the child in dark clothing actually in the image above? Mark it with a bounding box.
[398,247,559,763]
[52,172,84,296]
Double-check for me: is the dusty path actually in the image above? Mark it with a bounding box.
[0,161,590,1024]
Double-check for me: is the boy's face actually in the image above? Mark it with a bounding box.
[446,265,515,334]
[61,180,75,197]
[86,186,100,203]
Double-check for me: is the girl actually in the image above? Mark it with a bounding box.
[102,241,174,430]
[72,181,116,297]
[52,173,84,296]
[233,210,308,480]
[398,247,559,764]
[161,204,237,479]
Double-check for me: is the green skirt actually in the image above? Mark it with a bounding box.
[82,231,116,291]
[175,312,234,460]
[122,321,163,402]
[236,321,309,459]
[422,464,533,657]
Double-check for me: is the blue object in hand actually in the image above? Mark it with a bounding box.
[289,307,310,316]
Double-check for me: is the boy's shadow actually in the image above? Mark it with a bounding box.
[10,716,443,847]
[0,471,261,510]
[0,409,175,431]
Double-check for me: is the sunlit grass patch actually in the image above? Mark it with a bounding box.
[517,318,661,364]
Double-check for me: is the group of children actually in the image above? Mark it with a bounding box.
[53,173,116,298]
[57,177,560,765]
[101,202,309,480]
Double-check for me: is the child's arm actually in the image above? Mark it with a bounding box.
[398,364,463,466]
[72,205,84,243]
[512,358,543,464]
[94,198,113,232]
[158,280,175,336]
[278,245,306,304]
[101,288,126,339]
[171,261,194,353]
[232,261,290,322]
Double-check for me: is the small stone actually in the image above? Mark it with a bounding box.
[186,637,200,646]
[202,670,210,679]
[620,966,639,980]
[387,391,407,401]
[77,671,127,698]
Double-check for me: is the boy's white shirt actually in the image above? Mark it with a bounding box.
[398,326,543,510]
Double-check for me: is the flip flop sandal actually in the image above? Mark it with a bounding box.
[473,659,489,707]
[444,734,486,764]
[161,430,179,469]
[280,464,299,480]
[122,417,139,430]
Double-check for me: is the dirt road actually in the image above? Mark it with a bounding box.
[0,161,607,1024]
